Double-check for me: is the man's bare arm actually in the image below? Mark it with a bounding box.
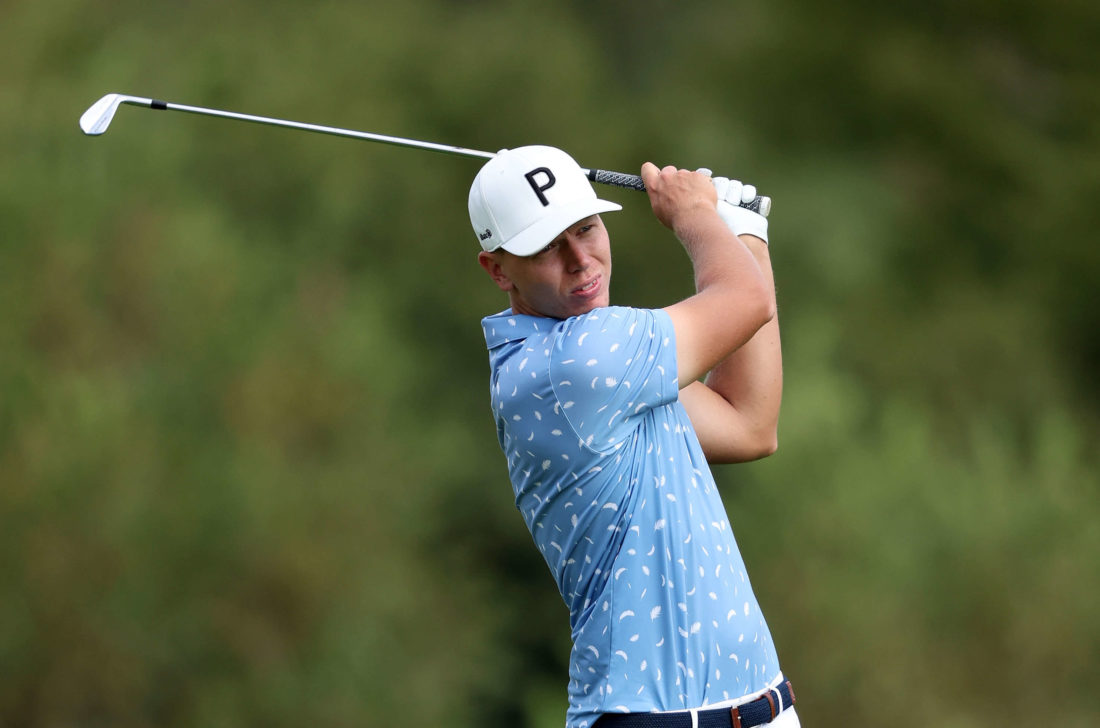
[679,235,782,463]
[642,164,775,388]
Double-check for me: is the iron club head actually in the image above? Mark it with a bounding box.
[79,94,152,135]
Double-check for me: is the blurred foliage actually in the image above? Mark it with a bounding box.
[1,0,1098,726]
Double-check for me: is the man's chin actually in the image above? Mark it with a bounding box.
[521,291,610,319]
[568,296,609,317]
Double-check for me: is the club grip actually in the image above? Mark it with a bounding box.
[588,168,771,217]
[590,169,647,191]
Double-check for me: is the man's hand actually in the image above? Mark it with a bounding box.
[640,163,720,233]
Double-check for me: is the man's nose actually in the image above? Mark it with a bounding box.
[562,238,591,272]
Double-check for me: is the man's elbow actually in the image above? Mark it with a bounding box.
[744,430,779,461]
[709,429,778,464]
[759,432,779,458]
[762,297,777,325]
[746,278,776,332]
[759,281,778,324]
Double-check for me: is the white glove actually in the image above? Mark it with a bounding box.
[713,175,769,244]
[695,169,765,244]
[694,168,769,243]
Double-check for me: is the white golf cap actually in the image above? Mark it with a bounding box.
[469,145,622,256]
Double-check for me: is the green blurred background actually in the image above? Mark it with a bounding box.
[2,0,1098,725]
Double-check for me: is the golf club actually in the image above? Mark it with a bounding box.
[80,93,771,216]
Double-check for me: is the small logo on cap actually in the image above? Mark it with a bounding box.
[479,228,493,241]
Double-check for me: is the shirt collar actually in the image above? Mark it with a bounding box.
[481,308,555,349]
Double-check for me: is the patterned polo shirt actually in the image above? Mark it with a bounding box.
[482,305,781,728]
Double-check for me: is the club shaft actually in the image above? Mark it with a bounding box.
[93,95,771,215]
[143,97,498,162]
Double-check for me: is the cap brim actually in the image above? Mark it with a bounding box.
[500,198,623,256]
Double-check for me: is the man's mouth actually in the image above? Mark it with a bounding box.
[573,276,601,297]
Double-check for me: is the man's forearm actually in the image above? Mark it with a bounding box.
[661,201,775,388]
[703,235,783,443]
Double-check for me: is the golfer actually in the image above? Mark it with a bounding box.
[472,146,796,728]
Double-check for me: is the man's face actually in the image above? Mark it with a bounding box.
[479,215,612,320]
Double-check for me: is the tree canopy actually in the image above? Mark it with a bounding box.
[2,1,1097,725]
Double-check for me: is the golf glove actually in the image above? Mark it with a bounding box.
[696,169,768,243]
[713,176,768,243]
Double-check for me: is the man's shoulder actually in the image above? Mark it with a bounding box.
[483,306,674,371]
[482,310,555,350]
[556,305,671,348]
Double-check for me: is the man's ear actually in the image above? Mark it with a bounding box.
[478,251,514,292]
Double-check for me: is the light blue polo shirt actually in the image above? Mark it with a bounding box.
[482,305,781,728]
